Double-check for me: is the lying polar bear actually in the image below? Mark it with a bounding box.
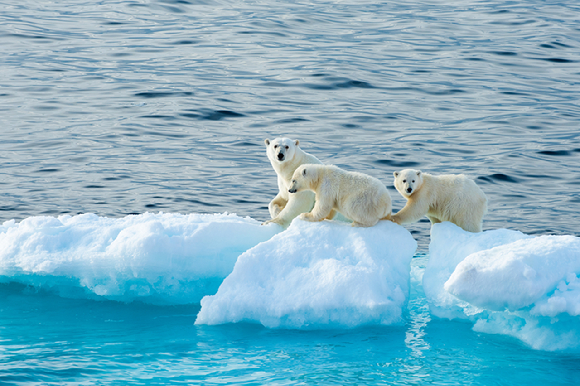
[391,169,487,232]
[262,138,322,227]
[288,164,392,227]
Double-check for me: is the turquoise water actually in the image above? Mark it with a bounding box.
[1,256,578,384]
[2,0,580,383]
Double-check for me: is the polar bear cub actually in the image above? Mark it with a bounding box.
[391,169,487,232]
[288,164,392,227]
[263,138,322,227]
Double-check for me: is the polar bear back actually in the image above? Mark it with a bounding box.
[423,173,487,221]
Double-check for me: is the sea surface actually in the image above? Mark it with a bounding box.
[1,0,580,384]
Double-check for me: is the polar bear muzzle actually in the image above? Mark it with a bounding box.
[273,144,289,162]
[288,180,297,193]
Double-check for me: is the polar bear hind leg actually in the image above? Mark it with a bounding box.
[325,209,338,220]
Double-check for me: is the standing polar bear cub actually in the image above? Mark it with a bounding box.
[391,169,487,232]
[289,164,392,227]
[263,137,322,227]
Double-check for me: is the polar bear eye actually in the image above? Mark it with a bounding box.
[285,146,289,149]
[403,180,406,183]
[303,169,307,176]
[412,180,415,183]
[274,145,278,149]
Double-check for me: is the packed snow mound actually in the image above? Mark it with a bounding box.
[0,213,281,304]
[426,222,580,351]
[446,235,580,311]
[196,219,417,329]
[423,223,529,319]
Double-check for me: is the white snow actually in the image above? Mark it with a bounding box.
[446,235,580,311]
[423,223,530,319]
[195,219,417,329]
[426,222,580,351]
[0,212,281,304]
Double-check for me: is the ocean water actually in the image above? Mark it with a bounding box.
[1,0,580,384]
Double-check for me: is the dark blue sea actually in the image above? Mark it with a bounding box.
[1,0,580,384]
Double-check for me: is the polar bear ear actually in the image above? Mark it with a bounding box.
[416,170,422,176]
[264,139,270,146]
[393,172,399,178]
[295,139,300,146]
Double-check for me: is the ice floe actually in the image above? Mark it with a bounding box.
[425,222,580,351]
[196,219,417,329]
[0,212,281,304]
[3,209,580,350]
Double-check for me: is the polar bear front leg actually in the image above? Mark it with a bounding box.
[391,200,429,225]
[266,190,315,227]
[268,193,287,219]
[300,199,333,222]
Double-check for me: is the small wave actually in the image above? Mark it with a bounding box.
[538,150,572,156]
[180,110,245,121]
[478,173,520,184]
[173,39,198,44]
[134,91,193,98]
[490,51,517,56]
[374,159,421,168]
[173,197,222,207]
[535,58,576,63]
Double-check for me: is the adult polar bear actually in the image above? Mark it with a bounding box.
[262,137,322,227]
[391,169,487,232]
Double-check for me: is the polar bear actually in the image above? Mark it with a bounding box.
[288,164,392,227]
[391,169,487,232]
[263,137,322,227]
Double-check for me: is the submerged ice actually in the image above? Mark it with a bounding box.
[425,223,580,351]
[196,219,417,329]
[0,212,280,304]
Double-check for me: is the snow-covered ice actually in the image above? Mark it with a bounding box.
[446,235,580,311]
[425,222,580,351]
[4,210,579,350]
[423,223,530,319]
[0,212,281,304]
[196,219,417,329]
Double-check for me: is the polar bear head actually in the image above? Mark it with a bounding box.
[288,164,316,194]
[394,169,422,197]
[265,137,300,164]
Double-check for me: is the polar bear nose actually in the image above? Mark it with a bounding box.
[406,187,413,193]
[277,153,285,160]
[289,188,296,193]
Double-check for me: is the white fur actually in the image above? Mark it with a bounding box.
[289,164,392,227]
[391,169,487,232]
[263,138,322,227]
